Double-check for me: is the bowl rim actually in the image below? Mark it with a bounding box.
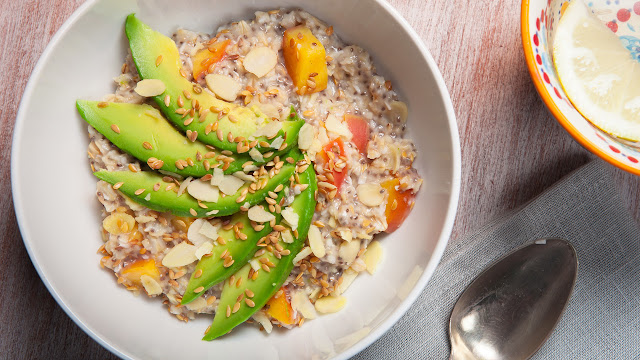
[10,0,461,358]
[520,0,640,176]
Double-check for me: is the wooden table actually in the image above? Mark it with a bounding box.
[1,0,639,358]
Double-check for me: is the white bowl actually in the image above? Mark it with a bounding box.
[11,0,460,358]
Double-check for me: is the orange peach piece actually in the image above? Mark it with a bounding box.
[192,39,230,81]
[382,178,416,233]
[121,258,161,285]
[266,289,295,325]
[283,26,328,95]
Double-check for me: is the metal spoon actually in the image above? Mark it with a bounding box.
[449,238,577,360]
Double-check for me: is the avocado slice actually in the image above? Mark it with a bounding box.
[181,189,286,305]
[93,157,297,218]
[124,14,304,154]
[203,166,317,340]
[78,100,254,177]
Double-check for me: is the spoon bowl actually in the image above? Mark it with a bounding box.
[449,238,577,360]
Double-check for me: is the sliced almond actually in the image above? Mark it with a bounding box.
[338,229,352,242]
[205,74,242,102]
[248,205,276,223]
[187,180,219,202]
[297,123,314,150]
[252,311,273,333]
[339,239,361,264]
[325,115,352,139]
[367,142,381,160]
[140,274,162,296]
[291,290,317,319]
[388,145,402,173]
[177,176,193,197]
[356,231,373,240]
[356,183,384,207]
[308,225,325,258]
[270,136,284,149]
[187,219,210,247]
[256,103,280,120]
[134,215,155,224]
[198,220,221,240]
[218,175,245,196]
[317,126,330,145]
[314,296,347,314]
[211,168,224,187]
[293,246,313,264]
[243,46,278,78]
[249,148,264,162]
[252,121,282,138]
[363,241,383,274]
[281,207,299,230]
[249,259,261,271]
[162,241,198,268]
[195,241,214,260]
[332,268,358,296]
[123,195,145,211]
[306,138,322,159]
[233,171,256,183]
[350,258,367,272]
[389,100,408,123]
[103,213,136,235]
[134,79,166,97]
[281,229,294,244]
[185,296,208,312]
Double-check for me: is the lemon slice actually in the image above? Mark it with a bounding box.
[553,0,640,141]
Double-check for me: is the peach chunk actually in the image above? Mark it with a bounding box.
[382,178,416,233]
[192,39,230,81]
[121,258,161,285]
[283,26,328,95]
[266,288,295,325]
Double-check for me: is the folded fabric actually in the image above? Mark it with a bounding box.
[353,160,640,359]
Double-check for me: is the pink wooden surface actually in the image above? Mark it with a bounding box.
[1,0,639,358]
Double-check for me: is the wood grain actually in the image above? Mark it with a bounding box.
[1,0,638,358]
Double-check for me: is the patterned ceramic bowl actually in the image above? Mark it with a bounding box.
[522,0,640,175]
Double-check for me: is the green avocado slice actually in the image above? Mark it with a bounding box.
[124,14,304,154]
[181,189,286,305]
[78,100,250,177]
[93,159,297,218]
[203,166,317,340]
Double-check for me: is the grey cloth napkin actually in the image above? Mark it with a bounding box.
[353,160,640,360]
